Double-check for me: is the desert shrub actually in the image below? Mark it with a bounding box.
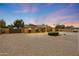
[9,28,21,33]
[48,32,59,36]
[35,29,40,33]
[73,30,78,32]
[28,30,31,33]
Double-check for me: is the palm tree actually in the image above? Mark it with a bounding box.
[14,19,24,29]
[0,19,6,28]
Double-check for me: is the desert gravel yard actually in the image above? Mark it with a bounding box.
[0,32,79,56]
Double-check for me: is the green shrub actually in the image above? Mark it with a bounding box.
[48,32,59,36]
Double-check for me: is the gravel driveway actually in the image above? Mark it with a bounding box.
[0,32,79,56]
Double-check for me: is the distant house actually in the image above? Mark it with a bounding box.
[72,27,79,32]
[56,26,79,32]
[0,24,54,34]
[24,24,39,33]
[24,24,53,33]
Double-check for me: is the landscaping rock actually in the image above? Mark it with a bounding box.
[48,32,59,36]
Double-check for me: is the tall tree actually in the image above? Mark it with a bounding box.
[0,19,6,28]
[14,19,24,29]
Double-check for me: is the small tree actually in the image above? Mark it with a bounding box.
[14,19,24,29]
[0,19,6,28]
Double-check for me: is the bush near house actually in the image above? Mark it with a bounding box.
[9,28,21,33]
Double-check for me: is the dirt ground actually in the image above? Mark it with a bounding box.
[0,32,79,56]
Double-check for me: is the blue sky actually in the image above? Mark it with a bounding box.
[0,3,79,27]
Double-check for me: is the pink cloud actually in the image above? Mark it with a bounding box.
[64,22,79,27]
[14,10,29,13]
[14,4,38,13]
[39,5,79,27]
[14,4,31,13]
[31,6,38,13]
[31,6,38,12]
[43,4,75,18]
[43,14,79,25]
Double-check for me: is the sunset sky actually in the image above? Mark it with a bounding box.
[0,3,79,27]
